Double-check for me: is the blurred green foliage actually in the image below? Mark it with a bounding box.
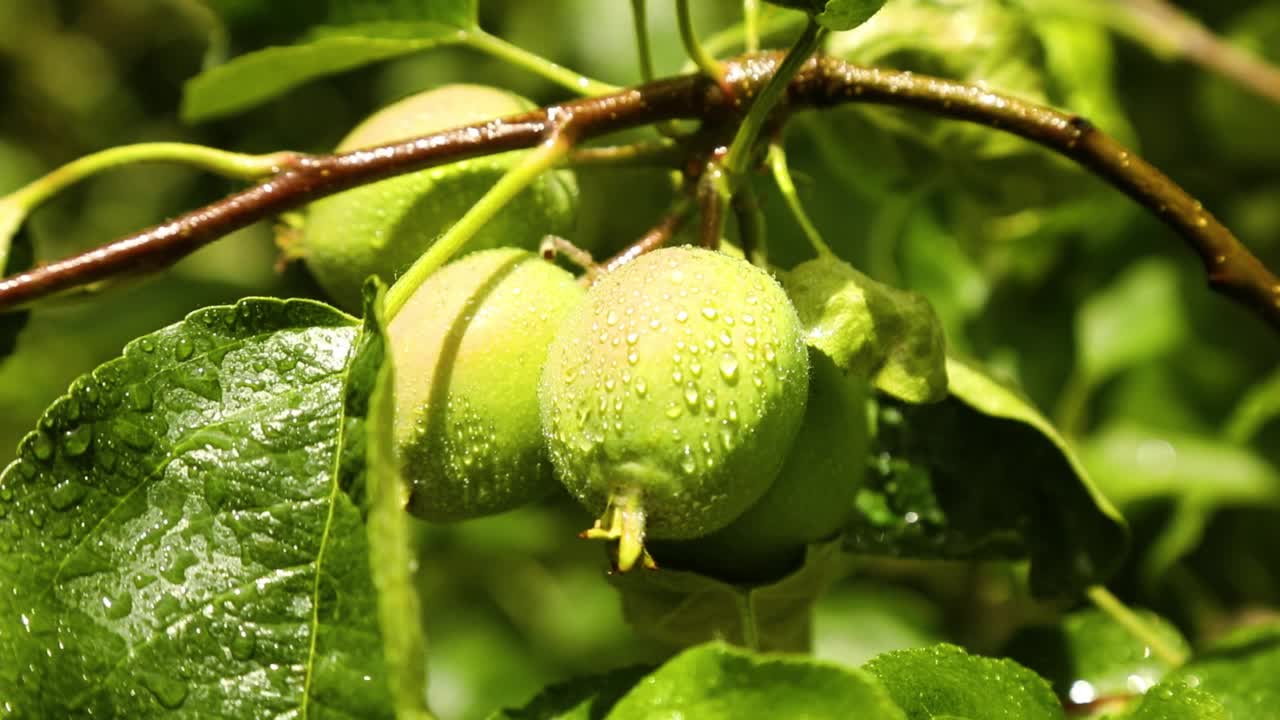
[2,1,1280,718]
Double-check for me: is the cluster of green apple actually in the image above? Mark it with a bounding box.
[297,86,868,584]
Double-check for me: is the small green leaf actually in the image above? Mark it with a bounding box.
[1004,608,1189,709]
[1124,682,1228,720]
[1083,422,1280,509]
[488,666,651,720]
[764,0,888,31]
[359,281,431,719]
[608,540,843,653]
[847,356,1128,596]
[608,642,906,719]
[783,255,948,404]
[1226,367,1280,444]
[182,18,477,121]
[0,298,393,717]
[1165,623,1280,720]
[864,644,1064,720]
[1076,259,1188,385]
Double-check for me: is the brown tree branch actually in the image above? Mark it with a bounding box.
[1,54,1277,330]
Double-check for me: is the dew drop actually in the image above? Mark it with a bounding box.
[605,310,619,326]
[140,672,188,710]
[634,378,648,397]
[675,310,689,323]
[679,447,697,475]
[672,370,683,384]
[625,332,639,345]
[174,337,195,361]
[665,403,683,419]
[48,480,87,511]
[719,353,739,381]
[62,425,93,457]
[31,432,54,462]
[701,307,717,320]
[627,352,639,365]
[684,384,700,408]
[230,627,257,661]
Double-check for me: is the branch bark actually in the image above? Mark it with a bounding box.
[2,54,1277,330]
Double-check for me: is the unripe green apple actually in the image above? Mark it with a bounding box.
[651,351,869,583]
[539,246,809,570]
[302,84,579,311]
[390,248,584,521]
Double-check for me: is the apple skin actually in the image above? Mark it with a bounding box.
[302,84,578,311]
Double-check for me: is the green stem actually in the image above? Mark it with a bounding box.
[631,0,656,83]
[3,142,289,213]
[1087,585,1189,667]
[466,30,619,96]
[737,593,762,651]
[384,137,573,319]
[767,141,831,257]
[677,0,724,81]
[722,19,825,178]
[743,0,762,53]
[732,182,768,266]
[697,9,808,65]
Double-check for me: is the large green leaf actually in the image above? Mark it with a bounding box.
[1123,682,1228,720]
[783,255,948,404]
[183,2,478,121]
[847,356,1128,596]
[864,644,1064,720]
[1003,608,1189,711]
[1165,623,1280,720]
[608,642,906,719]
[0,298,393,717]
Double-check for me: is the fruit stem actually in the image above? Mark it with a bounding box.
[736,593,762,651]
[721,18,825,180]
[1086,585,1190,666]
[384,135,573,320]
[767,141,832,258]
[743,0,762,54]
[465,30,619,96]
[0,143,295,269]
[677,0,725,83]
[631,0,657,83]
[582,490,655,573]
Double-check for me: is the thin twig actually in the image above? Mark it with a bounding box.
[1,54,1276,331]
[600,196,695,276]
[1118,0,1280,105]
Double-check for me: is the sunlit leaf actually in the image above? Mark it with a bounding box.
[1004,608,1188,711]
[608,642,905,719]
[0,298,393,717]
[784,254,948,403]
[864,643,1063,720]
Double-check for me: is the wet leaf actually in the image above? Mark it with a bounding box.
[847,356,1128,596]
[1004,608,1188,710]
[608,642,905,719]
[1165,623,1280,720]
[864,643,1063,720]
[783,255,948,404]
[1123,682,1228,720]
[0,298,394,717]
